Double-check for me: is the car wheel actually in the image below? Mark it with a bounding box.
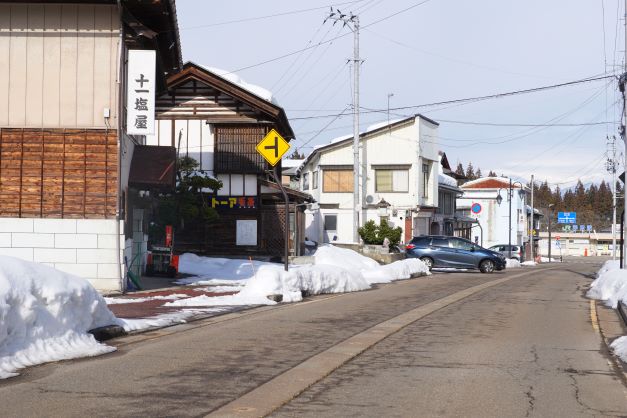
[419,256,433,271]
[479,259,495,273]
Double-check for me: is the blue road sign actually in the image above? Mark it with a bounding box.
[557,212,576,224]
[587,224,592,231]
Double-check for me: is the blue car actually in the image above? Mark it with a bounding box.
[405,235,507,273]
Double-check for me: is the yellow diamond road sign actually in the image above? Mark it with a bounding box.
[256,129,290,166]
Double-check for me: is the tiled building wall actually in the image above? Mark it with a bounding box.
[0,218,123,292]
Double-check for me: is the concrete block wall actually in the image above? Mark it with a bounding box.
[0,218,124,292]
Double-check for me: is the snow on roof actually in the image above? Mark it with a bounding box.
[365,118,406,133]
[282,159,304,169]
[438,173,458,187]
[461,176,523,189]
[330,133,354,144]
[202,65,279,105]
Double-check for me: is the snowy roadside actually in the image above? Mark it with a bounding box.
[0,245,429,379]
[587,260,627,362]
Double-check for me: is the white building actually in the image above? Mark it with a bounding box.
[457,177,529,250]
[297,115,440,244]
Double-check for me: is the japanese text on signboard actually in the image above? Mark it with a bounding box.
[211,196,257,209]
[126,50,156,135]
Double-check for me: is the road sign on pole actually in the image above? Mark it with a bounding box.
[256,129,291,271]
[256,129,290,166]
[555,235,560,241]
[557,212,576,224]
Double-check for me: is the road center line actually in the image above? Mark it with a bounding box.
[207,269,541,418]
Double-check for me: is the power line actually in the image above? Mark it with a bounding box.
[290,74,615,121]
[218,0,434,75]
[175,1,367,31]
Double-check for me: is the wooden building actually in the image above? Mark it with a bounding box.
[146,62,312,257]
[0,0,182,291]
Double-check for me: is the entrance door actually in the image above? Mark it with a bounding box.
[323,214,337,243]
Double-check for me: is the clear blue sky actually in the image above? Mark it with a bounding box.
[175,0,623,189]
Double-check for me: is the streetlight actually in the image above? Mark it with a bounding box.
[496,179,525,259]
[547,203,555,261]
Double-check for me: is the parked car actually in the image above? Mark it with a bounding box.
[405,235,507,273]
[488,244,524,261]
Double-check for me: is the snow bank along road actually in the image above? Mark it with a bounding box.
[1,262,626,417]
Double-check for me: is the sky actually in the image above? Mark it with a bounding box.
[175,0,624,189]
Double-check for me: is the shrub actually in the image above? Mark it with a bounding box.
[358,219,402,246]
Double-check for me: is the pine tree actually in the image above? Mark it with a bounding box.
[488,170,497,177]
[475,168,482,179]
[465,162,475,180]
[455,162,464,176]
[287,149,304,159]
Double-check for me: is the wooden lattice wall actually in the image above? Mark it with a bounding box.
[0,128,117,218]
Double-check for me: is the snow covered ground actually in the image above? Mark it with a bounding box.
[587,260,627,362]
[0,256,119,379]
[0,245,429,379]
[172,245,430,306]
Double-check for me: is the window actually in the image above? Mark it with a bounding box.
[450,238,473,251]
[422,163,430,198]
[324,215,337,231]
[432,238,449,247]
[323,170,353,193]
[312,170,318,189]
[375,169,409,192]
[302,173,310,190]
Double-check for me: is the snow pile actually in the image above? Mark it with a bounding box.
[611,337,627,361]
[0,256,118,379]
[587,260,625,308]
[176,254,263,286]
[587,260,627,362]
[167,245,430,307]
[506,259,521,268]
[521,261,536,266]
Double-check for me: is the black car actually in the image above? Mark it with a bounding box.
[405,235,507,273]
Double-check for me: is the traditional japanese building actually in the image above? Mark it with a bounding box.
[0,0,182,291]
[146,62,312,257]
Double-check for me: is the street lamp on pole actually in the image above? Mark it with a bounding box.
[547,203,555,261]
[496,179,525,259]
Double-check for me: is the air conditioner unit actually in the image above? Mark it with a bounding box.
[365,194,379,205]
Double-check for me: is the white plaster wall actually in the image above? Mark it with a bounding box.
[0,218,124,292]
[146,119,215,172]
[458,189,528,249]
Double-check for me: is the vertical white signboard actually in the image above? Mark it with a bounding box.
[127,50,156,135]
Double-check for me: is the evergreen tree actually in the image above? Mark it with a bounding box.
[455,162,464,176]
[475,168,482,179]
[287,149,304,159]
[488,170,497,177]
[465,162,475,180]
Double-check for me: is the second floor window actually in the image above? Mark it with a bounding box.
[422,163,430,198]
[302,173,310,190]
[323,169,353,193]
[312,170,318,189]
[375,169,408,192]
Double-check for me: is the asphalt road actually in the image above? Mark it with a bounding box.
[1,261,626,417]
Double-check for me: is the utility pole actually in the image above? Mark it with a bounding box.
[606,135,618,260]
[623,0,627,268]
[325,9,361,243]
[530,174,534,263]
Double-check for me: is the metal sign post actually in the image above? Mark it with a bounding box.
[257,130,291,272]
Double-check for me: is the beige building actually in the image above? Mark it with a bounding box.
[0,1,181,291]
